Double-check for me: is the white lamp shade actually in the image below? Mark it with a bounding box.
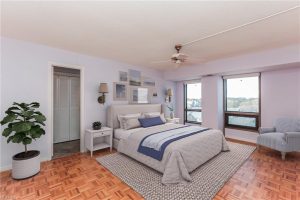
[99,83,108,93]
[167,89,173,96]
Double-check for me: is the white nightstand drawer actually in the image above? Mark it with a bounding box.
[93,131,111,137]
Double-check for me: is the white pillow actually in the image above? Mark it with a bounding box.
[144,112,166,123]
[121,116,141,130]
[118,113,141,129]
[144,112,161,118]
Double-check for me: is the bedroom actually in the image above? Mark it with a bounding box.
[0,1,299,200]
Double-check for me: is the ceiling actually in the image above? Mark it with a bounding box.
[1,1,300,71]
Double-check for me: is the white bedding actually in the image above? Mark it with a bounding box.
[118,123,229,184]
[114,123,174,140]
[114,128,144,140]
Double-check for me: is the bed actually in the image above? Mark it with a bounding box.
[107,104,229,184]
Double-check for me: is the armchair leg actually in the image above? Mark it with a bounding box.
[256,144,260,151]
[281,152,286,160]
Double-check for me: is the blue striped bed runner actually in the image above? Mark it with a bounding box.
[137,125,210,161]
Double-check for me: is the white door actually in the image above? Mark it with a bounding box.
[53,74,80,143]
[69,76,80,141]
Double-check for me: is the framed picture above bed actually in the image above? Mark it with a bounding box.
[129,69,142,86]
[119,71,128,82]
[113,82,128,101]
[129,87,149,104]
[142,76,155,87]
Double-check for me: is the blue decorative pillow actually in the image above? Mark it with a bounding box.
[138,116,164,128]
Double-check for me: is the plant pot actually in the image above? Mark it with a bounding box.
[12,150,40,179]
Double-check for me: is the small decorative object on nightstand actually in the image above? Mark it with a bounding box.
[167,105,174,119]
[85,127,112,157]
[92,121,102,130]
[166,117,180,124]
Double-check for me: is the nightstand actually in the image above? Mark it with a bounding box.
[166,117,180,124]
[85,127,113,157]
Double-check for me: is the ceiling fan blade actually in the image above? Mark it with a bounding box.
[151,59,171,64]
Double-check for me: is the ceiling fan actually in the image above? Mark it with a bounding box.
[151,44,205,68]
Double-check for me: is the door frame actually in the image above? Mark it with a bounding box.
[48,62,85,158]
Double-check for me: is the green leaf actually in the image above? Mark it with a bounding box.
[35,128,45,136]
[12,133,26,143]
[22,110,34,118]
[29,102,40,108]
[11,122,31,133]
[2,127,13,137]
[17,103,30,111]
[7,136,14,143]
[0,114,17,125]
[5,110,20,115]
[23,137,32,145]
[35,121,45,126]
[7,106,20,112]
[33,115,46,122]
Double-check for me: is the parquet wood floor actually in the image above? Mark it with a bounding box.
[0,141,299,200]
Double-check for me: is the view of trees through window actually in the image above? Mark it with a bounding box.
[184,82,202,123]
[225,76,260,129]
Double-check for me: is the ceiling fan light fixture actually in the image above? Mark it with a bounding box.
[175,60,181,64]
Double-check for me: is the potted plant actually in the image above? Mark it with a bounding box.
[1,102,46,179]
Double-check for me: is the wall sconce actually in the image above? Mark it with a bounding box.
[166,88,173,102]
[98,83,108,104]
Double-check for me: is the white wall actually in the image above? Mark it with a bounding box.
[201,76,223,130]
[175,81,184,124]
[0,37,176,170]
[261,68,300,126]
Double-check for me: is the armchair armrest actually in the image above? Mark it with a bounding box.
[285,132,300,150]
[259,127,275,134]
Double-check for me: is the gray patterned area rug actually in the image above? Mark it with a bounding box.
[97,142,255,200]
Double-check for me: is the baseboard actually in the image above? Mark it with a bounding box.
[226,137,256,146]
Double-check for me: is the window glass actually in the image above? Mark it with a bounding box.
[228,116,256,128]
[186,83,202,110]
[187,111,202,123]
[226,77,259,113]
[184,82,202,124]
[224,75,260,130]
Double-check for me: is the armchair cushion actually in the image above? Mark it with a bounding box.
[275,118,300,133]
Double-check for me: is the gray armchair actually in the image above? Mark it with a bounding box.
[257,118,300,160]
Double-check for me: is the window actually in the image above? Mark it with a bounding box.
[184,82,202,124]
[224,74,260,131]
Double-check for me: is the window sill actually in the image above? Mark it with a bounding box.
[184,121,202,125]
[225,126,258,133]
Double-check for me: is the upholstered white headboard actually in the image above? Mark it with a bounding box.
[107,104,162,129]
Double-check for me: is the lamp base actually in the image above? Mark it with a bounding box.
[98,94,105,104]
